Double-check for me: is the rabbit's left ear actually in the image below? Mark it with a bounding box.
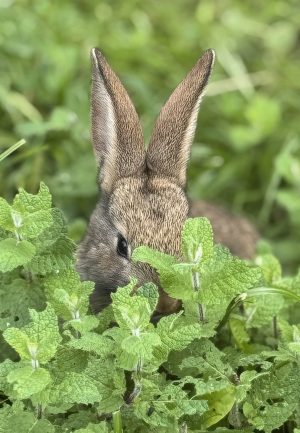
[91,48,146,194]
[146,49,215,187]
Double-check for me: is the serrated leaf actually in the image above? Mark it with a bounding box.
[3,304,61,364]
[68,332,114,356]
[0,198,12,230]
[0,238,36,272]
[0,403,55,433]
[44,269,94,319]
[132,246,176,271]
[134,381,208,428]
[74,422,110,433]
[153,314,215,365]
[0,359,21,395]
[200,245,261,305]
[68,315,99,334]
[28,235,75,275]
[52,372,101,405]
[243,363,300,432]
[11,183,53,239]
[255,253,282,284]
[229,316,250,351]
[136,282,159,312]
[180,340,233,379]
[85,358,125,413]
[244,293,284,328]
[51,346,88,382]
[111,280,153,330]
[121,332,161,359]
[181,217,214,264]
[0,277,45,328]
[7,365,51,399]
[13,182,51,211]
[33,208,67,249]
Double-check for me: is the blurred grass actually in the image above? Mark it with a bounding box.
[0,0,299,271]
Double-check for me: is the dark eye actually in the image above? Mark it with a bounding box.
[117,234,128,258]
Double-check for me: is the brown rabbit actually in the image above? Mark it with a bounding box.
[77,48,258,317]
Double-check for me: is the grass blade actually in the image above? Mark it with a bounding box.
[0,139,26,162]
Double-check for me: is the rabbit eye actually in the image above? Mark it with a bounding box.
[117,234,128,258]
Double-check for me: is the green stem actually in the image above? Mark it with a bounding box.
[112,410,123,433]
[192,270,205,322]
[0,139,26,162]
[126,361,142,404]
[36,403,43,419]
[217,285,300,332]
[273,316,278,340]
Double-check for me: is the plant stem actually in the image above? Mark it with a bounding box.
[273,316,278,340]
[0,139,26,162]
[127,359,142,404]
[192,270,205,321]
[36,403,43,419]
[112,410,123,433]
[180,422,188,433]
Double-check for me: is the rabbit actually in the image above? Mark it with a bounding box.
[77,48,259,318]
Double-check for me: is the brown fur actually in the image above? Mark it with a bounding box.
[77,48,258,316]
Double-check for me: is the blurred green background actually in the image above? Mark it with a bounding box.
[0,0,300,271]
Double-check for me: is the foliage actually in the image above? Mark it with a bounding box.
[0,0,300,269]
[1,185,300,432]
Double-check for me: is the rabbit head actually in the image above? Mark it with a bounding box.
[77,48,215,316]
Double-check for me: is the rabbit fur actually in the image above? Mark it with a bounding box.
[77,48,259,317]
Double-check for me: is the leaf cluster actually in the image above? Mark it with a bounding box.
[1,185,300,432]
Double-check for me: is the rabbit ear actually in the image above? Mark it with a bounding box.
[91,48,146,193]
[146,49,215,187]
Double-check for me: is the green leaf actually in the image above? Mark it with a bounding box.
[181,217,214,264]
[153,314,215,365]
[136,282,159,312]
[132,246,177,272]
[68,332,114,357]
[111,280,153,331]
[3,304,61,364]
[28,235,75,275]
[74,422,110,433]
[243,363,300,433]
[200,246,261,305]
[7,366,51,399]
[52,372,101,405]
[134,381,208,428]
[244,294,284,328]
[180,340,233,379]
[121,331,161,359]
[0,198,12,229]
[68,315,99,334]
[229,316,250,350]
[0,359,20,395]
[200,385,236,428]
[12,183,53,239]
[44,269,94,320]
[255,253,282,284]
[0,238,36,272]
[51,347,88,383]
[0,403,54,433]
[0,277,45,329]
[85,358,125,413]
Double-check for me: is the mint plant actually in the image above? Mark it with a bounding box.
[0,184,300,432]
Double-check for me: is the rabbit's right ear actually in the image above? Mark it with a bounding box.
[91,48,146,193]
